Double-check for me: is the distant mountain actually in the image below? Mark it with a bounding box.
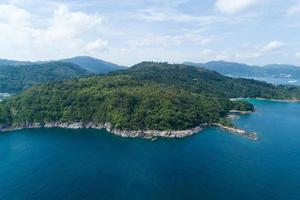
[0,59,32,66]
[0,62,92,93]
[185,61,300,79]
[0,56,126,74]
[60,56,127,74]
[0,56,127,93]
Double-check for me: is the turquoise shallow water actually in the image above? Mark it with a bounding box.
[1,100,300,200]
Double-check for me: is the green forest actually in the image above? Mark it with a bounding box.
[1,62,299,131]
[0,62,91,93]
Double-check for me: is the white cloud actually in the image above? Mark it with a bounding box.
[0,4,106,60]
[0,4,31,25]
[287,2,300,15]
[235,41,285,59]
[53,6,103,37]
[123,32,213,51]
[199,41,286,62]
[83,39,108,54]
[0,1,294,66]
[261,41,285,52]
[296,52,300,58]
[132,8,221,26]
[215,0,258,15]
[216,51,264,60]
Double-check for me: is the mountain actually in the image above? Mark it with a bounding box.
[185,61,300,79]
[117,62,300,99]
[1,62,299,135]
[0,56,126,93]
[263,64,300,78]
[0,56,126,74]
[0,59,32,66]
[0,62,92,93]
[60,56,127,74]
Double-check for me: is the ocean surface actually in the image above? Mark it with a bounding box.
[1,99,300,200]
[239,76,300,86]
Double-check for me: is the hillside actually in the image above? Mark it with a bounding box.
[60,56,126,74]
[1,62,300,135]
[185,61,300,79]
[0,56,125,93]
[0,62,92,93]
[0,76,243,131]
[118,62,300,99]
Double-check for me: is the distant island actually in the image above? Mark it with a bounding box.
[1,62,300,139]
[185,61,300,80]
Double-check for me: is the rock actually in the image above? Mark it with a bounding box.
[0,121,211,140]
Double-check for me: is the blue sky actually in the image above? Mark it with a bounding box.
[0,0,300,66]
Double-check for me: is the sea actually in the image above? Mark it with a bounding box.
[1,99,300,200]
[237,76,300,86]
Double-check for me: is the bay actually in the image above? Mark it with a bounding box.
[1,100,300,200]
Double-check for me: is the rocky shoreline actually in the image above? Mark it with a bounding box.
[0,121,258,140]
[212,123,258,140]
[229,110,253,114]
[0,122,206,139]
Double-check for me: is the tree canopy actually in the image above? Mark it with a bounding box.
[1,62,299,131]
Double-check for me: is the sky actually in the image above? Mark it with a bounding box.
[1,0,300,66]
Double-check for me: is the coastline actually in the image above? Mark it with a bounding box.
[229,110,253,114]
[0,122,206,139]
[255,97,300,103]
[0,121,258,140]
[212,123,258,140]
[231,97,300,103]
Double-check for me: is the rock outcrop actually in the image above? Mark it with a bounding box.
[0,122,206,139]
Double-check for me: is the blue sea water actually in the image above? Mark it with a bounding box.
[240,77,300,86]
[1,100,300,200]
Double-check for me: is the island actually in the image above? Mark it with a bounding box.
[1,62,300,139]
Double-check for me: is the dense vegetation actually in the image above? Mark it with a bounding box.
[0,75,243,130]
[117,62,300,99]
[230,100,254,112]
[0,62,92,93]
[1,62,299,131]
